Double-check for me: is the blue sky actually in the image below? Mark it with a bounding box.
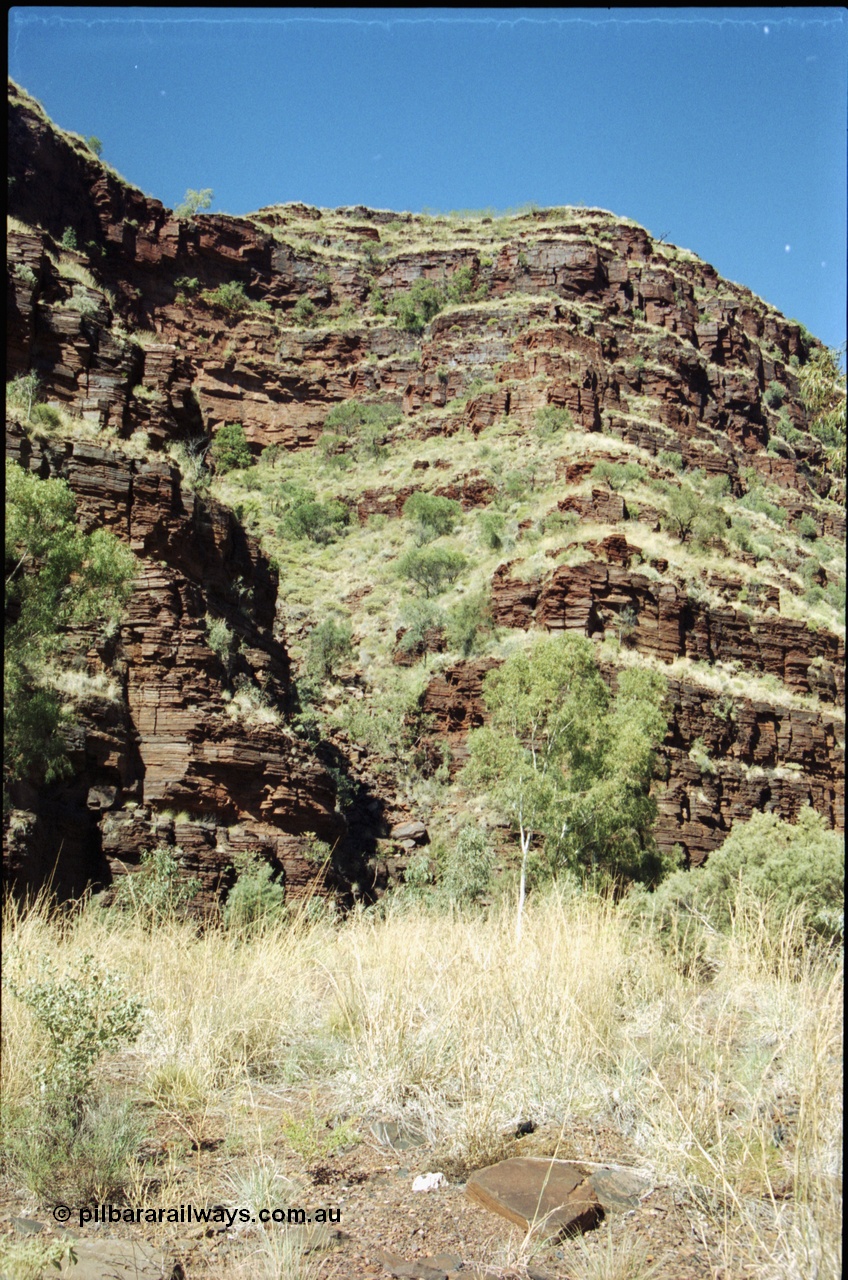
[8,6,847,349]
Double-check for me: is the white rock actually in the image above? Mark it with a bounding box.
[412,1171,447,1192]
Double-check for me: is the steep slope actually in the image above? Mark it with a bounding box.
[5,80,844,904]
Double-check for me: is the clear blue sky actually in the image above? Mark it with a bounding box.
[9,6,847,349]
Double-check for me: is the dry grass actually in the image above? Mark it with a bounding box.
[1,886,841,1277]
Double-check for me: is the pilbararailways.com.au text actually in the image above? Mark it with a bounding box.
[53,1203,341,1230]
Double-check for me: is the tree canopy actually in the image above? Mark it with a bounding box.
[5,464,137,789]
[463,634,670,934]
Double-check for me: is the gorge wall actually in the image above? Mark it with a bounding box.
[6,80,844,902]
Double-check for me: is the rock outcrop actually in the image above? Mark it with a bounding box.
[5,80,844,897]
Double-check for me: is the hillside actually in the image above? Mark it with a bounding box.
[5,78,845,907]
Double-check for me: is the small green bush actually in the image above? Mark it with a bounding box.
[403,491,462,543]
[390,279,444,333]
[649,808,843,946]
[440,825,495,905]
[292,296,317,325]
[282,495,350,543]
[113,845,201,929]
[307,617,353,682]
[535,406,575,437]
[591,460,644,491]
[397,546,468,596]
[201,280,251,315]
[206,613,235,664]
[764,380,785,408]
[658,450,684,472]
[223,851,286,932]
[86,135,103,157]
[174,187,213,219]
[477,510,507,550]
[60,226,78,250]
[325,399,402,436]
[210,421,252,472]
[794,513,818,541]
[445,592,495,656]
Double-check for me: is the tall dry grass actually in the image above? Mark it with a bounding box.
[1,884,841,1277]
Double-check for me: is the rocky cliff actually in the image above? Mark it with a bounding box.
[5,80,844,903]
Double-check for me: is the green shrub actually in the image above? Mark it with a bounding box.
[200,280,251,315]
[390,279,444,333]
[14,262,37,287]
[281,495,350,543]
[29,403,63,430]
[307,617,353,682]
[397,546,468,596]
[794,513,818,541]
[60,226,78,250]
[325,399,402,436]
[113,845,201,928]
[649,808,843,947]
[535,406,575,438]
[210,421,252,472]
[174,187,213,219]
[206,613,235,665]
[445,592,494,656]
[764,380,785,408]
[223,851,286,932]
[5,954,143,1110]
[292,296,317,325]
[477,510,507,550]
[658,450,684,472]
[398,598,445,656]
[403,491,462,543]
[86,135,103,157]
[591,460,644,491]
[440,825,495,905]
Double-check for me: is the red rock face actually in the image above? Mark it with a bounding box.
[5,83,844,894]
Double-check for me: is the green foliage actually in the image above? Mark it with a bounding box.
[223,850,287,932]
[439,825,495,905]
[291,296,317,325]
[403,491,462,543]
[534,406,575,438]
[0,1234,78,1278]
[590,460,644,491]
[650,808,843,946]
[738,481,787,527]
[174,187,213,219]
[86,135,103,157]
[661,483,725,546]
[307,617,353,682]
[205,613,235,665]
[794,513,818,541]
[368,284,387,315]
[764,380,785,408]
[658,449,684,472]
[210,421,252,472]
[477,510,507,550]
[174,275,199,297]
[397,546,468,597]
[390,278,444,333]
[5,954,143,1109]
[444,591,495,656]
[113,845,201,928]
[14,262,37,287]
[325,399,402,436]
[60,226,77,250]
[464,636,670,899]
[6,372,42,421]
[5,465,137,789]
[281,493,350,543]
[798,344,846,477]
[200,280,251,314]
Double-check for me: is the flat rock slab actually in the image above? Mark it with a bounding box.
[465,1157,603,1237]
[374,1247,462,1279]
[58,1239,175,1279]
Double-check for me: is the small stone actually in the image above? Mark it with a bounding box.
[12,1217,45,1235]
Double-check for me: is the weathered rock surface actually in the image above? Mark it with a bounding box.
[465,1158,604,1237]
